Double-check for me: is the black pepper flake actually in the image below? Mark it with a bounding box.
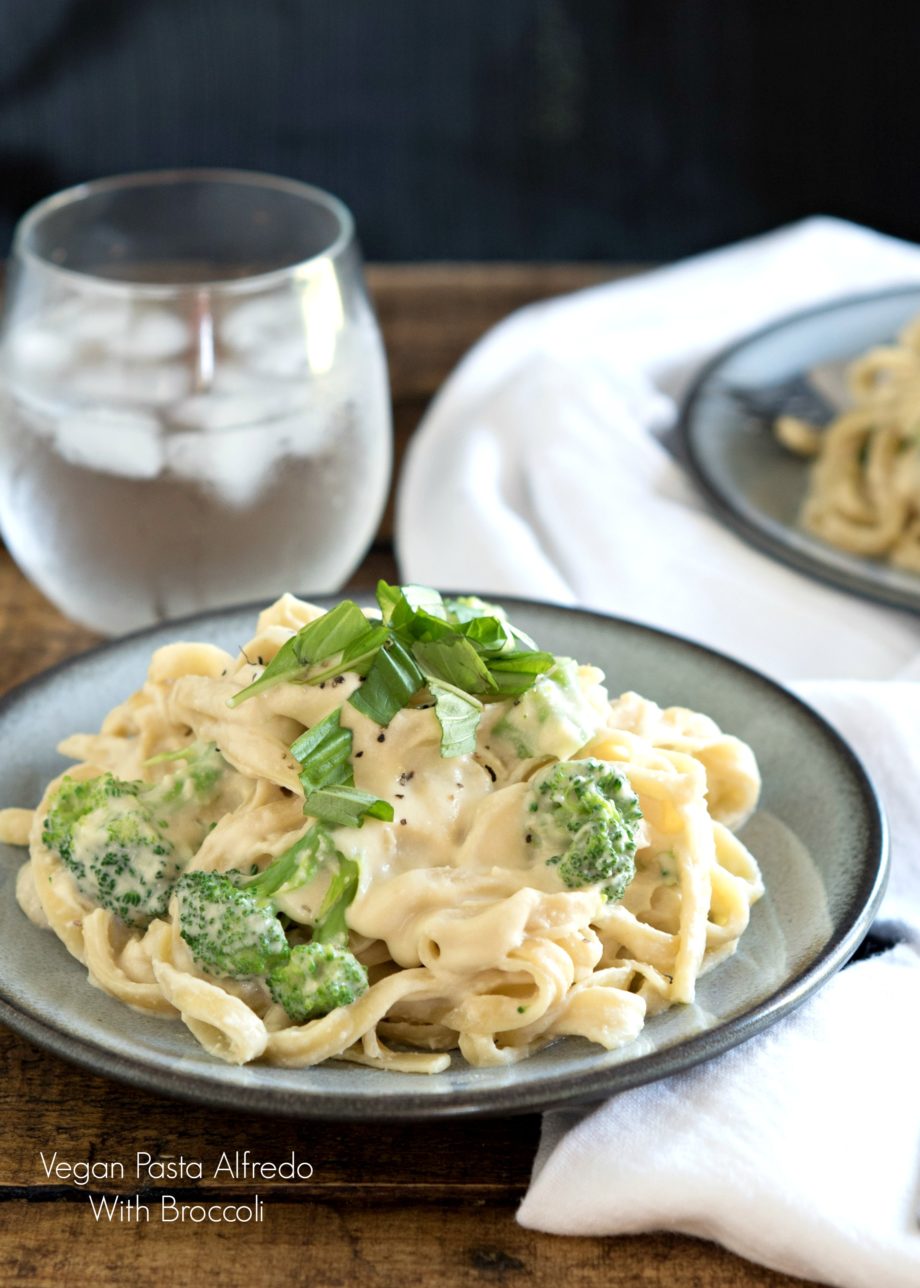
[220,669,227,677]
[319,682,326,690]
[395,793,404,800]
[377,733,386,743]
[397,770,415,785]
[355,750,364,758]
[484,764,497,782]
[525,833,533,844]
[257,656,264,666]
[400,818,407,826]
[332,675,346,687]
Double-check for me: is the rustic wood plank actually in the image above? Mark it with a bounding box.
[0,548,99,689]
[0,1200,815,1288]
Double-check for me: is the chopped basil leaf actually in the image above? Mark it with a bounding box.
[289,711,393,826]
[457,614,513,653]
[228,600,370,706]
[306,623,389,686]
[227,633,299,708]
[445,594,539,650]
[376,580,446,629]
[413,636,498,694]
[487,650,556,696]
[375,580,404,625]
[303,784,395,828]
[290,710,353,795]
[349,637,424,726]
[428,680,482,757]
[396,607,456,644]
[289,600,370,662]
[401,584,447,617]
[238,585,560,790]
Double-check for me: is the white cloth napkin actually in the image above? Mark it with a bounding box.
[395,219,920,1287]
[397,217,920,681]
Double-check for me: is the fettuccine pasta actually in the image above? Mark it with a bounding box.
[775,314,920,570]
[0,589,764,1073]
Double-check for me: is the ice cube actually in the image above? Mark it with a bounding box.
[249,335,312,377]
[168,394,258,432]
[49,298,127,347]
[39,299,190,362]
[5,325,76,377]
[54,408,164,479]
[168,382,311,431]
[68,361,191,406]
[268,408,337,458]
[165,425,277,507]
[219,295,303,351]
[107,309,190,361]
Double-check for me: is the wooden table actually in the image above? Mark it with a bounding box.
[0,266,814,1287]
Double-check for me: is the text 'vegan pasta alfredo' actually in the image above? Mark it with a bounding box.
[0,586,764,1073]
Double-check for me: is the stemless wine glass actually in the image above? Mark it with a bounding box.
[0,170,391,634]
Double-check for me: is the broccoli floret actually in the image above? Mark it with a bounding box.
[268,853,368,1022]
[173,823,338,977]
[42,746,227,929]
[42,774,180,928]
[268,942,367,1023]
[174,870,291,978]
[528,757,642,903]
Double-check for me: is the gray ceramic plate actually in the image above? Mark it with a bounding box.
[679,285,920,613]
[0,597,887,1119]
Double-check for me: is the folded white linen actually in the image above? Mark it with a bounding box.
[517,943,920,1288]
[397,217,920,681]
[516,681,920,1288]
[396,220,920,1285]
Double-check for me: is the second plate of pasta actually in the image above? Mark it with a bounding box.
[679,285,920,612]
[0,595,885,1118]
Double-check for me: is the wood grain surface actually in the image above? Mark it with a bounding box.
[0,265,816,1288]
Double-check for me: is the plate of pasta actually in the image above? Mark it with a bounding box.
[680,285,920,612]
[0,587,886,1118]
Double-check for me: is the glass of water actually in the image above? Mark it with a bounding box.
[0,170,391,634]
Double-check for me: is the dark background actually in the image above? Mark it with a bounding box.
[0,0,915,261]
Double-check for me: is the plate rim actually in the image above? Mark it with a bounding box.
[678,282,920,615]
[0,593,890,1120]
